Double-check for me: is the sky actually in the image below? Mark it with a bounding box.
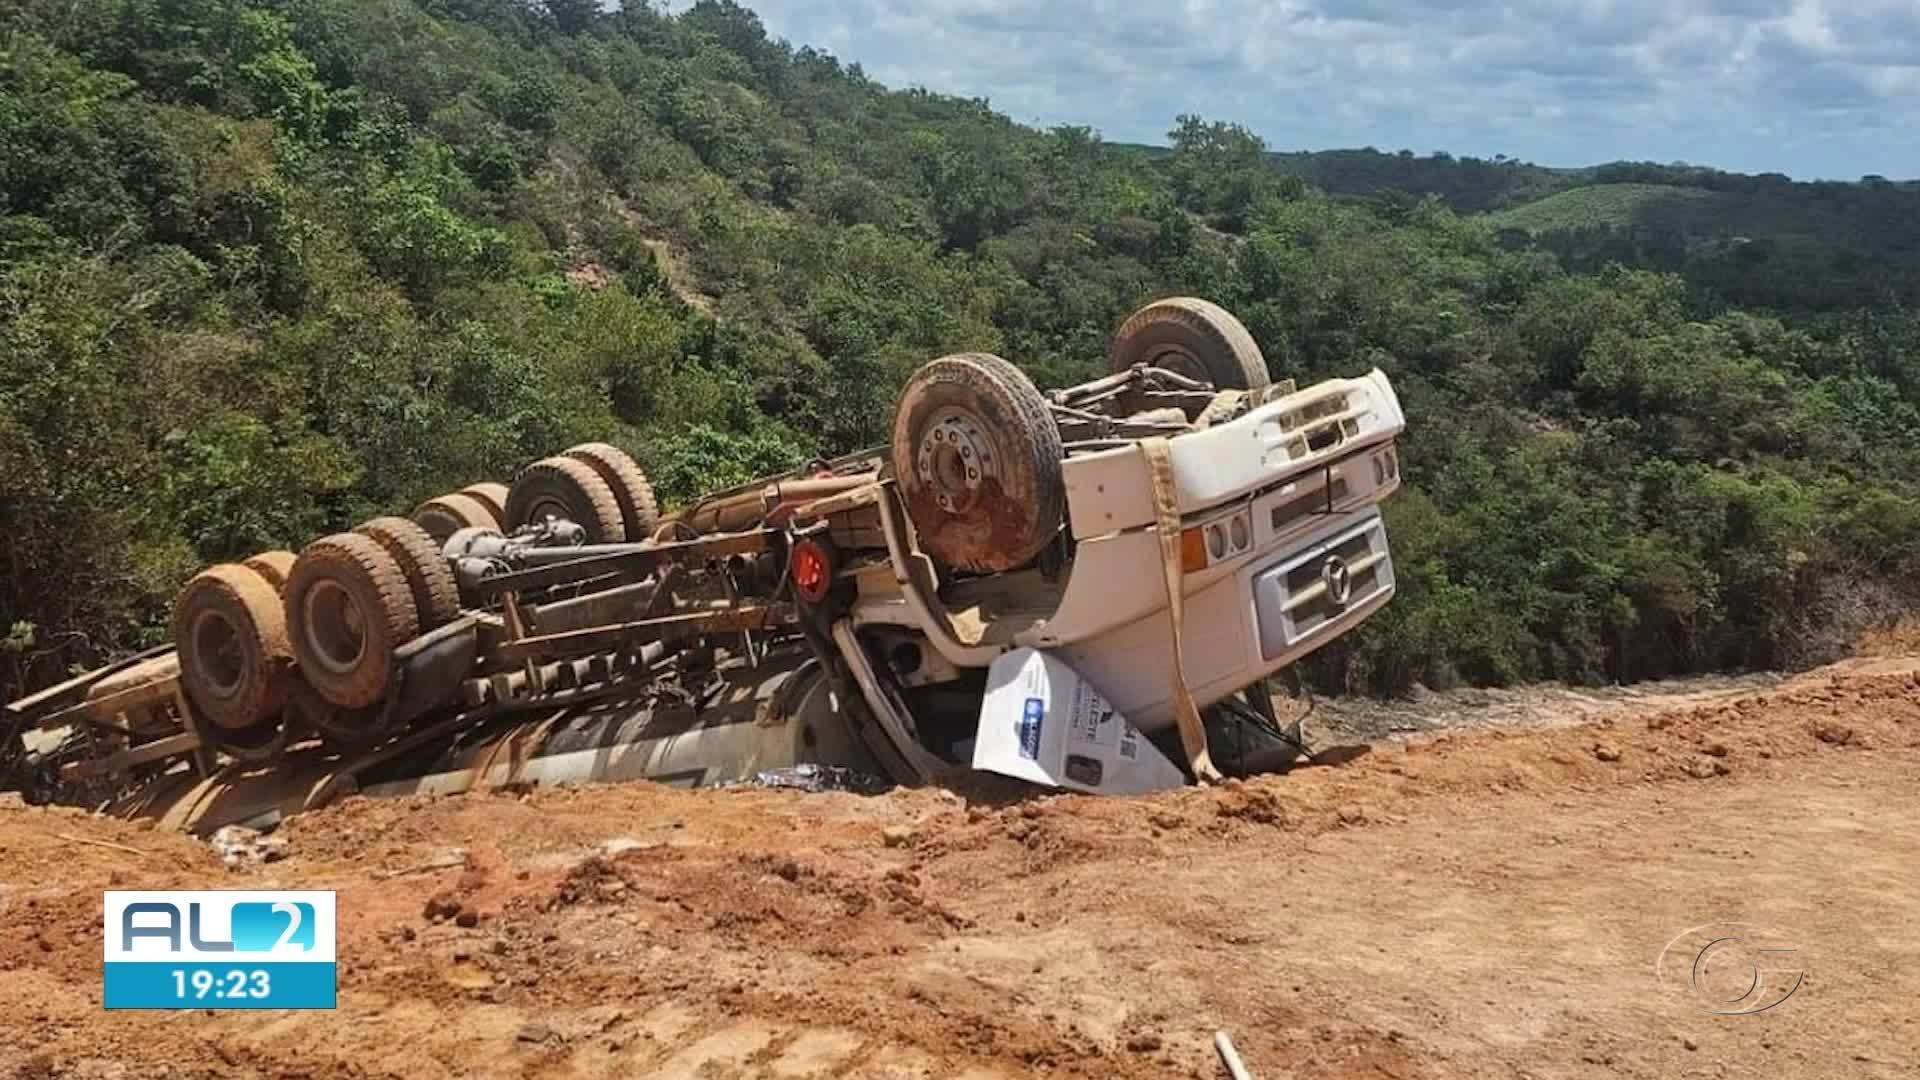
[737,0,1920,180]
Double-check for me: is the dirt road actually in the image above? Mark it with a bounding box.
[4,656,1918,1079]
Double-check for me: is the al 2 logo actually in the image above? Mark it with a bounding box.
[120,900,317,953]
[104,891,337,1009]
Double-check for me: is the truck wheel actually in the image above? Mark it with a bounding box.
[242,551,298,593]
[459,482,509,523]
[565,442,660,540]
[1109,297,1270,390]
[285,533,420,709]
[354,516,461,631]
[506,456,626,543]
[890,352,1065,573]
[414,493,500,544]
[173,564,292,732]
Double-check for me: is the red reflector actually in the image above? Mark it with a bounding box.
[791,538,834,604]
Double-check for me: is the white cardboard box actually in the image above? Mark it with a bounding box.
[971,648,1186,794]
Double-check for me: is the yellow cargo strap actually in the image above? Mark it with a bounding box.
[1141,437,1223,784]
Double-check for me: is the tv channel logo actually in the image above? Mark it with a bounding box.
[1018,697,1045,761]
[103,891,337,1009]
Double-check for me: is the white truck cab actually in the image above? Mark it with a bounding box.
[813,308,1406,785]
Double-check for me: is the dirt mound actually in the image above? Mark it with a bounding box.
[1858,615,1920,657]
[4,657,1917,1078]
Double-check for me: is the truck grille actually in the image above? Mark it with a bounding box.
[1252,515,1394,661]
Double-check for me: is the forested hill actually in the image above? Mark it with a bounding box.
[1241,147,1920,314]
[1268,147,1579,212]
[4,0,1919,702]
[1129,143,1920,312]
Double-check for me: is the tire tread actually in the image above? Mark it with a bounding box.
[286,532,420,709]
[1110,296,1269,390]
[355,516,461,630]
[565,442,660,540]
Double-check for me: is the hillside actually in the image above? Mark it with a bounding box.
[1183,146,1920,312]
[1119,143,1580,211]
[1269,147,1578,212]
[3,0,1920,705]
[1488,183,1723,234]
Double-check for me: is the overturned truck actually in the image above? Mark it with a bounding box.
[2,298,1405,832]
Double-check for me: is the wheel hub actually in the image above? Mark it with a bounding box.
[916,409,996,515]
[528,495,571,527]
[303,579,368,677]
[1147,344,1207,384]
[189,609,246,699]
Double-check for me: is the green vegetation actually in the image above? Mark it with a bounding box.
[1268,147,1575,212]
[1483,166,1920,314]
[1246,147,1920,313]
[3,0,1918,702]
[1489,183,1721,233]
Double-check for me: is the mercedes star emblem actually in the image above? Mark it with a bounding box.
[1322,555,1353,606]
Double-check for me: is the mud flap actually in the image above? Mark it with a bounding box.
[972,647,1184,794]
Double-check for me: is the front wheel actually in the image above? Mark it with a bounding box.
[889,352,1065,573]
[1109,296,1270,390]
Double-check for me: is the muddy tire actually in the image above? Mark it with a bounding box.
[1109,297,1269,390]
[413,493,500,544]
[242,551,298,593]
[506,456,626,543]
[565,442,660,540]
[354,516,461,631]
[458,482,510,523]
[890,352,1064,573]
[285,533,420,709]
[173,564,293,732]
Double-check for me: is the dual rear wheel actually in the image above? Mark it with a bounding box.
[501,444,658,544]
[174,517,462,749]
[176,443,662,743]
[412,445,657,546]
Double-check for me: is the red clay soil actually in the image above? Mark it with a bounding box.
[3,655,1917,1079]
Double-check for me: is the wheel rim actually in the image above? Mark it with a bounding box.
[189,609,246,700]
[421,505,466,542]
[915,406,997,515]
[1145,344,1207,383]
[525,494,572,527]
[302,579,368,676]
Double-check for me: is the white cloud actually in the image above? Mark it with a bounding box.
[744,0,1920,178]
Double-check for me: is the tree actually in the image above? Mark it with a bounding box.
[546,0,598,35]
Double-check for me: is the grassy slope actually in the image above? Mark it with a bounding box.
[1489,183,1725,234]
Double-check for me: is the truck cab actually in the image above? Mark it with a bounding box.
[811,364,1404,783]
